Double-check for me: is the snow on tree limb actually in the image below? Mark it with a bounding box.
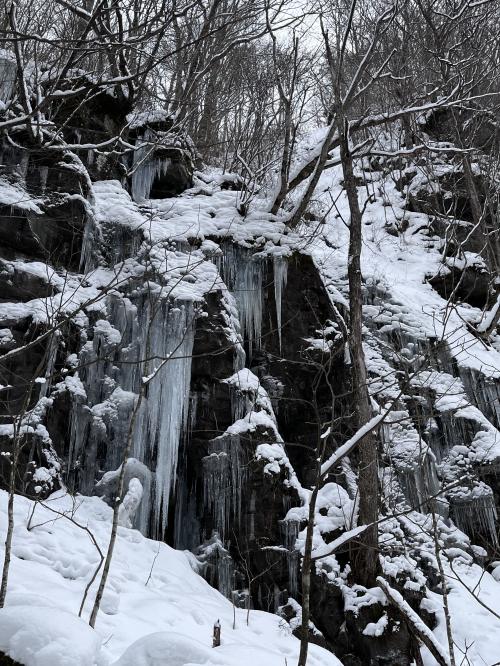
[311,524,368,560]
[377,576,452,666]
[320,413,385,477]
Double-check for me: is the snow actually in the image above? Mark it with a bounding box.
[0,490,341,666]
[321,413,385,476]
[377,576,452,666]
[92,180,146,231]
[477,293,500,334]
[93,320,122,346]
[126,109,172,130]
[113,632,213,666]
[362,612,388,637]
[421,560,500,666]
[0,606,101,666]
[0,178,43,212]
[225,410,279,438]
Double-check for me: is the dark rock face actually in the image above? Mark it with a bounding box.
[423,106,500,155]
[147,150,193,198]
[0,198,90,271]
[50,83,132,183]
[406,168,487,224]
[0,260,57,302]
[343,605,415,666]
[428,264,492,309]
[0,143,93,271]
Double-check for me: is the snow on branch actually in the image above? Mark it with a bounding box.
[377,576,451,666]
[320,413,385,477]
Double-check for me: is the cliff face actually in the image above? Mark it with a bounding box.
[1,110,500,665]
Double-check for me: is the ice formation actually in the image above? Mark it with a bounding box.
[215,244,263,356]
[0,53,16,103]
[203,434,245,540]
[69,293,196,538]
[273,256,288,353]
[131,129,172,202]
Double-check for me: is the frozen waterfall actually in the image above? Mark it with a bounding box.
[215,245,263,356]
[68,291,196,539]
[131,129,172,202]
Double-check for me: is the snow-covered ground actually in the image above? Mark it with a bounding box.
[0,490,341,666]
[1,491,499,665]
[424,561,500,666]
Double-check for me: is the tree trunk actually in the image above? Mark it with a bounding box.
[297,483,320,666]
[0,483,15,607]
[338,117,379,587]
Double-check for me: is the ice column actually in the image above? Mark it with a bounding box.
[68,292,195,538]
[282,518,299,596]
[216,245,263,356]
[451,487,498,546]
[131,129,172,202]
[133,300,196,538]
[273,256,288,353]
[0,55,16,103]
[203,434,245,540]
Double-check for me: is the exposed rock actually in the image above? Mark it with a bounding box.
[428,263,492,309]
[423,106,500,155]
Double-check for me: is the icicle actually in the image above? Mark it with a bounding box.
[0,55,16,103]
[79,213,99,274]
[131,129,172,202]
[38,166,49,193]
[39,333,59,399]
[459,368,500,430]
[398,456,446,517]
[197,533,234,599]
[203,434,245,540]
[215,244,263,357]
[133,300,196,538]
[451,488,498,546]
[273,256,288,353]
[282,519,299,596]
[68,292,195,539]
[67,392,91,492]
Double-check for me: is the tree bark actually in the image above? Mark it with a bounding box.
[337,115,379,587]
[297,483,320,666]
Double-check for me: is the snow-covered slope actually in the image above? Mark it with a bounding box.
[0,490,341,666]
[1,136,500,665]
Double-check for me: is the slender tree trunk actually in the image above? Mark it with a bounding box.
[297,483,320,666]
[337,116,379,587]
[430,509,456,666]
[0,472,15,607]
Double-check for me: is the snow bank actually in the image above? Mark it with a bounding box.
[113,632,215,666]
[0,606,101,666]
[0,491,340,666]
